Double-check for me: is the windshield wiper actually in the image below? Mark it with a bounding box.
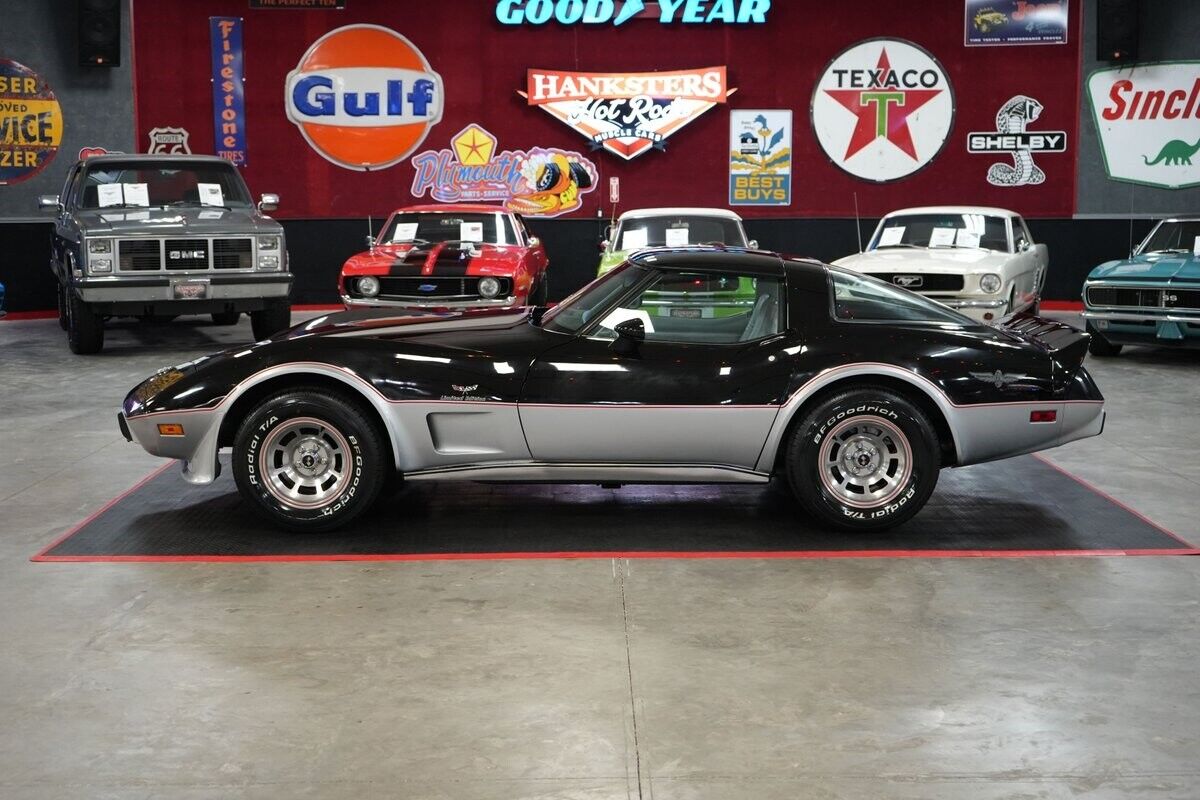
[98,203,150,210]
[875,243,923,249]
[1146,248,1189,254]
[163,200,228,209]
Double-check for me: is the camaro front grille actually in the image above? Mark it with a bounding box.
[367,276,512,301]
[866,273,965,292]
[1087,286,1200,310]
[115,237,255,271]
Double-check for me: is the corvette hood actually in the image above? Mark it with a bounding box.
[342,242,523,277]
[833,248,1010,273]
[1087,253,1200,283]
[75,206,280,235]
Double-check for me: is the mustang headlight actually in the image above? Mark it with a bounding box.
[358,276,380,297]
[979,273,1002,294]
[478,277,502,299]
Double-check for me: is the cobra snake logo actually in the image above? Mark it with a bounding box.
[987,95,1046,187]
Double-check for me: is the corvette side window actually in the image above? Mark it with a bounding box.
[595,272,782,344]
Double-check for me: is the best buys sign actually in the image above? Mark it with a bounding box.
[0,59,63,185]
[1088,61,1200,189]
[521,67,731,160]
[285,24,444,171]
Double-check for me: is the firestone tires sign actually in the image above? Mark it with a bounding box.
[810,38,955,183]
[1087,61,1200,190]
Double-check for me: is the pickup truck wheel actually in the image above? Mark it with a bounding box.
[233,391,387,532]
[1086,323,1122,356]
[786,388,939,531]
[211,311,240,326]
[57,282,68,330]
[65,290,104,354]
[250,301,291,340]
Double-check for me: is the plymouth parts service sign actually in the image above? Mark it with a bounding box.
[0,59,63,185]
[811,39,954,183]
[522,68,730,160]
[285,24,444,171]
[1088,61,1200,190]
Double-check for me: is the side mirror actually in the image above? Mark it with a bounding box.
[528,236,541,247]
[38,194,61,212]
[1018,239,1031,252]
[748,239,759,249]
[258,193,279,212]
[611,317,645,357]
[365,234,376,250]
[598,239,609,252]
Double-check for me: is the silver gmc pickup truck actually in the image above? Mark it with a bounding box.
[39,154,293,354]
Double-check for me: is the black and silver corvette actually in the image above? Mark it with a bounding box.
[119,248,1106,532]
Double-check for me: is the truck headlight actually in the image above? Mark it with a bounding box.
[257,235,280,251]
[478,277,502,298]
[90,258,113,274]
[979,273,1002,294]
[257,254,280,271]
[358,276,380,297]
[87,239,112,254]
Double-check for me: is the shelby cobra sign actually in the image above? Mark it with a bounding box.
[1087,61,1200,190]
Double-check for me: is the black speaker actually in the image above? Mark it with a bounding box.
[1096,0,1139,62]
[78,0,121,68]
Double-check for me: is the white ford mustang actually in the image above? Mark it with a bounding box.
[833,206,1048,324]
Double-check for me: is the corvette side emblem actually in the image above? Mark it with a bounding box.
[970,370,1027,389]
[451,384,479,394]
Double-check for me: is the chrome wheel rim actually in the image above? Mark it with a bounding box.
[259,417,352,510]
[818,415,912,508]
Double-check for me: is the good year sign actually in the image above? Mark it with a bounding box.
[496,0,770,25]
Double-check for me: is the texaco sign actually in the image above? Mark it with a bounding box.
[811,38,955,182]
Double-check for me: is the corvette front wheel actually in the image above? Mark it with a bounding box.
[786,389,940,531]
[232,391,388,532]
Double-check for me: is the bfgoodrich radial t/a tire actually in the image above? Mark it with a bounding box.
[233,391,388,532]
[786,388,940,531]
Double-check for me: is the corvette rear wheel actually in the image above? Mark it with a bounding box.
[786,388,939,531]
[233,391,388,532]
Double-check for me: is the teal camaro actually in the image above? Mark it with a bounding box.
[1082,218,1200,355]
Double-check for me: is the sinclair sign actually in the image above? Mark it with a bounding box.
[1087,61,1200,190]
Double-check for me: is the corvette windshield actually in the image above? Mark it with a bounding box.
[542,262,651,334]
[616,215,746,250]
[1138,220,1200,254]
[79,160,251,209]
[870,213,1009,253]
[382,212,517,246]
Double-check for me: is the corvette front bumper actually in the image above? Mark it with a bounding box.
[119,407,223,484]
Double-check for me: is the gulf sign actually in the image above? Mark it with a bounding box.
[285,24,443,171]
[0,59,63,185]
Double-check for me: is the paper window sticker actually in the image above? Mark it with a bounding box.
[393,222,419,242]
[664,227,690,247]
[123,183,150,207]
[1193,235,1200,256]
[460,221,484,242]
[956,229,982,248]
[878,226,906,247]
[622,228,648,250]
[197,183,224,207]
[97,184,124,207]
[929,227,957,247]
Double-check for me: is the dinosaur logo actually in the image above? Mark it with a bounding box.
[967,95,1067,187]
[1143,138,1200,166]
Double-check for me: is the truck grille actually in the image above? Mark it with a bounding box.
[374,276,510,301]
[866,273,965,292]
[1087,286,1200,310]
[118,240,161,271]
[115,237,255,271]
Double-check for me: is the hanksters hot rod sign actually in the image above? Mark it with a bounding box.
[1087,61,1200,190]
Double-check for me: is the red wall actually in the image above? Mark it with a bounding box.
[132,0,1081,220]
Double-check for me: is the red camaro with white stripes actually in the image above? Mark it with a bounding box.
[339,204,550,310]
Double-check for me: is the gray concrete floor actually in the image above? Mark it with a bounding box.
[1,312,1198,799]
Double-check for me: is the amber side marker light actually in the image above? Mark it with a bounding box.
[157,423,185,436]
[1030,410,1057,423]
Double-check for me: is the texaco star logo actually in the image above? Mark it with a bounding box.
[811,38,955,182]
